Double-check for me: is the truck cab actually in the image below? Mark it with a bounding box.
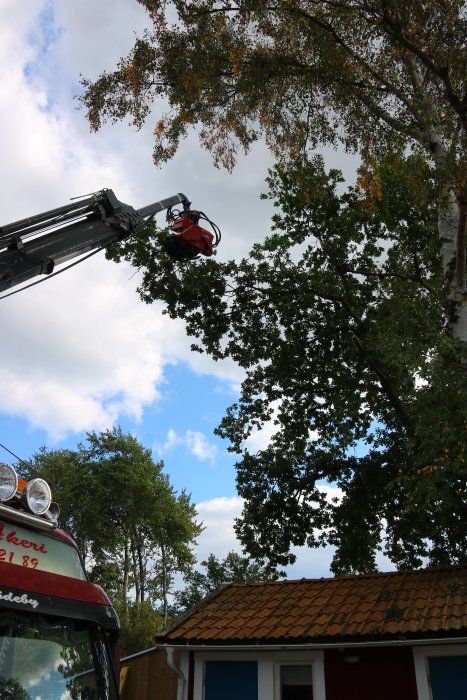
[0,463,120,699]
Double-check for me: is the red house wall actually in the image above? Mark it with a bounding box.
[324,647,418,700]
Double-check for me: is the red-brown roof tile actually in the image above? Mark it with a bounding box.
[158,566,467,644]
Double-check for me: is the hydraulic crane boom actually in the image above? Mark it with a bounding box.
[0,188,220,294]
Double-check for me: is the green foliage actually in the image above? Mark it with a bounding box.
[78,0,466,573]
[174,550,279,612]
[79,1,466,174]
[115,601,164,657]
[26,427,202,635]
[106,154,467,573]
[0,678,31,700]
[80,0,467,329]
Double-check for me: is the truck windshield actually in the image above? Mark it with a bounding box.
[0,610,118,699]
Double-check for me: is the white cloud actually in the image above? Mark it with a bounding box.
[186,431,218,462]
[0,1,249,440]
[195,496,244,562]
[0,3,359,454]
[156,429,181,454]
[154,429,218,463]
[1,257,176,440]
[242,400,280,453]
[244,418,279,454]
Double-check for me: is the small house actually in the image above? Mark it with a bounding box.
[155,565,467,700]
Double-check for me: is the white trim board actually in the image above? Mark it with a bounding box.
[191,649,325,700]
[413,643,467,700]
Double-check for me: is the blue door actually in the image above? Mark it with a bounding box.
[204,661,258,700]
[428,656,467,700]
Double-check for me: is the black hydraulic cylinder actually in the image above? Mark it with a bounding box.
[136,192,190,218]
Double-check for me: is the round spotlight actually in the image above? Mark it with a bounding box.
[47,502,60,522]
[0,464,18,502]
[25,479,51,515]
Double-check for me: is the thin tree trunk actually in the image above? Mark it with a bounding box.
[160,542,168,624]
[130,538,140,603]
[123,538,130,622]
[137,540,145,603]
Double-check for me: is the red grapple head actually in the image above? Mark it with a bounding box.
[165,212,215,260]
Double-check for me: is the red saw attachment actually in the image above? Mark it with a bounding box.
[163,210,221,261]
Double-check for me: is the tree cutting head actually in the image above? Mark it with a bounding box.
[163,209,221,261]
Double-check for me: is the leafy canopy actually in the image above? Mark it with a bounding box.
[80,0,467,331]
[79,1,467,573]
[26,427,202,649]
[80,0,466,171]
[106,154,466,573]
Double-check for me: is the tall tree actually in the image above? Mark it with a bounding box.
[80,0,467,338]
[27,428,202,615]
[78,2,467,573]
[105,153,466,572]
[147,489,202,622]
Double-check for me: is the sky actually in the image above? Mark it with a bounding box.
[0,1,389,580]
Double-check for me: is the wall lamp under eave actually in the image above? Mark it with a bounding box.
[343,653,360,664]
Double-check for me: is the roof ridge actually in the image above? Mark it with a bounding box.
[227,564,467,586]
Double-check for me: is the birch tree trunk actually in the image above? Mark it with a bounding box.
[429,130,467,341]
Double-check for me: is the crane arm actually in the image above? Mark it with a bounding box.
[0,189,191,293]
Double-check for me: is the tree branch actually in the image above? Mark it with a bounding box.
[350,331,414,435]
[346,265,437,295]
[236,272,415,434]
[380,0,467,130]
[457,174,467,290]
[356,90,422,143]
[315,235,415,434]
[281,4,421,117]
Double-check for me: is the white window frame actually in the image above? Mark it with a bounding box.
[274,659,316,700]
[192,649,326,700]
[413,643,467,700]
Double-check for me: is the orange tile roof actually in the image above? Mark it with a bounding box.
[159,566,467,645]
